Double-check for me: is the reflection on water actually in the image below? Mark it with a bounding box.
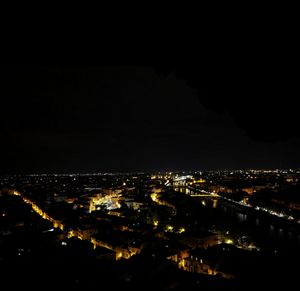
[212,199,218,209]
[278,228,284,238]
[198,197,300,250]
[237,213,248,223]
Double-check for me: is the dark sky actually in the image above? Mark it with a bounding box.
[0,65,299,174]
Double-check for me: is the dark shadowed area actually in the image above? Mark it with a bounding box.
[0,65,299,174]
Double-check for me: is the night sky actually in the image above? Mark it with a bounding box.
[1,65,299,174]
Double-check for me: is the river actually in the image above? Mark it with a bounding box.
[196,197,300,251]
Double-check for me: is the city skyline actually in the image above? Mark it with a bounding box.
[1,170,299,290]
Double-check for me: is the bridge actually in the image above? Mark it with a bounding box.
[171,183,220,198]
[189,193,220,197]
